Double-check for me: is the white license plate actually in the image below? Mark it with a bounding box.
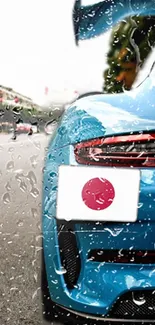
[56,165,140,222]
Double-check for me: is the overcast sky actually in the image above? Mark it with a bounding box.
[0,0,111,102]
[0,0,154,104]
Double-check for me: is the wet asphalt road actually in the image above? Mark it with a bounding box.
[0,133,64,325]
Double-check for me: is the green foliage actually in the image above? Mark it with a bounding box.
[103,16,155,93]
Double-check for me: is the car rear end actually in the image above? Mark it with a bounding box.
[42,86,155,323]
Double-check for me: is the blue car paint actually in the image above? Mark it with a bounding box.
[42,75,155,316]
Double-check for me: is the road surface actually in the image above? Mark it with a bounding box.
[0,133,63,325]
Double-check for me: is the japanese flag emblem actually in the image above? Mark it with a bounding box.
[56,165,140,222]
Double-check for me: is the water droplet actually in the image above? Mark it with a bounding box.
[30,187,39,198]
[104,227,123,237]
[34,141,41,150]
[6,161,14,171]
[138,202,143,208]
[36,221,41,230]
[49,171,57,178]
[148,306,155,311]
[30,155,38,168]
[17,220,24,227]
[20,181,27,192]
[132,293,146,306]
[32,287,40,300]
[44,120,58,135]
[31,208,38,218]
[149,269,155,277]
[55,266,67,275]
[51,279,58,284]
[15,172,23,182]
[13,107,22,115]
[36,234,43,242]
[32,259,36,267]
[27,171,37,186]
[10,287,18,292]
[7,307,12,313]
[58,126,66,136]
[5,182,11,191]
[2,193,11,204]
[8,147,14,153]
[34,272,38,283]
[0,109,4,117]
[35,246,42,257]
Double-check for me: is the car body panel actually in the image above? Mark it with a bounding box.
[42,75,155,317]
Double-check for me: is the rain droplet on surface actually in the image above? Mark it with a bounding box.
[13,106,22,115]
[5,182,11,191]
[35,246,43,257]
[19,181,27,192]
[33,141,41,150]
[32,259,36,267]
[30,155,38,168]
[34,272,38,283]
[32,287,41,300]
[104,227,123,237]
[55,266,67,275]
[138,202,143,208]
[8,147,14,153]
[36,221,41,230]
[27,171,37,186]
[30,187,39,198]
[149,269,155,277]
[15,171,24,184]
[6,161,14,171]
[31,208,38,218]
[0,109,4,117]
[17,220,24,227]
[36,234,43,242]
[132,292,146,306]
[44,119,58,135]
[2,193,11,204]
[10,287,18,292]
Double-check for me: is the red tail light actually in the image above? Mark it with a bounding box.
[74,133,155,168]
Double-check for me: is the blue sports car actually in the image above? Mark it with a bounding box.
[42,1,155,323]
[42,77,155,324]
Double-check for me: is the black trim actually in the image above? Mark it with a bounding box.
[88,249,155,264]
[108,290,155,320]
[58,222,81,289]
[78,91,103,99]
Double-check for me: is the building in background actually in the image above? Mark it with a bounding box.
[0,85,54,135]
[0,85,40,110]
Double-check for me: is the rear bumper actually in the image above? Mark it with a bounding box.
[51,302,155,324]
[43,218,155,318]
[43,143,155,319]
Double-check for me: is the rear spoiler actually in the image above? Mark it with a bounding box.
[73,0,155,44]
